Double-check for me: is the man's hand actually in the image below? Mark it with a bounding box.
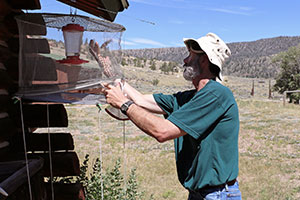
[105,83,129,108]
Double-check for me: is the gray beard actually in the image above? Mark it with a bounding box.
[183,66,199,81]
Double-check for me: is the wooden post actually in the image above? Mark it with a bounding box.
[283,91,286,106]
[268,79,272,99]
[250,80,254,96]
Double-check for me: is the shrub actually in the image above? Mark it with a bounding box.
[152,79,159,86]
[121,58,127,66]
[150,63,156,70]
[51,154,147,200]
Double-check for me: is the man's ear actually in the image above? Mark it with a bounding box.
[200,54,209,65]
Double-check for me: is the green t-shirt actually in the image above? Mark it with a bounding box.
[153,80,239,191]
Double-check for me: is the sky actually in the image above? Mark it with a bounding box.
[35,0,300,49]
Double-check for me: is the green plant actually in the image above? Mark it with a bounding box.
[160,62,170,74]
[121,58,128,66]
[126,168,143,200]
[52,154,146,200]
[150,63,156,70]
[102,158,124,200]
[152,79,159,86]
[136,58,143,68]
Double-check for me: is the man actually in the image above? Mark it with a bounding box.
[104,32,241,200]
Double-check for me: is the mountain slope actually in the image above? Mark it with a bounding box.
[123,36,300,78]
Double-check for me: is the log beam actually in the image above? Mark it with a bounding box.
[10,132,74,152]
[45,183,85,200]
[30,152,80,177]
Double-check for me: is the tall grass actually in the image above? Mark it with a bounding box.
[56,75,300,200]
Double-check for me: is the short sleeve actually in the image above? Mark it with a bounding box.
[167,90,225,140]
[153,93,176,115]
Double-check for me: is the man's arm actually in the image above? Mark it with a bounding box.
[105,84,187,142]
[126,103,186,142]
[116,80,166,114]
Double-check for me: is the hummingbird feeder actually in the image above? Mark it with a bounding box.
[57,23,89,65]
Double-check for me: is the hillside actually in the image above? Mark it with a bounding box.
[123,36,300,78]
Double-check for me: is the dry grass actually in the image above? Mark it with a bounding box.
[39,69,300,199]
[237,99,300,200]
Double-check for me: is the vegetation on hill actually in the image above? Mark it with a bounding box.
[123,36,300,78]
[49,35,300,79]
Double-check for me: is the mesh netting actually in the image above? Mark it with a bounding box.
[15,13,125,104]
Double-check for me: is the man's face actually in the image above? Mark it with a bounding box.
[183,51,203,81]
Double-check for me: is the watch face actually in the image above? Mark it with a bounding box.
[121,103,128,112]
[120,100,133,115]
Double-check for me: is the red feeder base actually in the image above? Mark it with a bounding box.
[57,56,89,65]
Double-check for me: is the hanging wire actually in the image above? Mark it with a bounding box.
[71,8,78,23]
[122,28,126,53]
[97,104,104,200]
[122,120,127,197]
[18,98,33,200]
[46,102,55,200]
[95,6,155,25]
[119,78,127,196]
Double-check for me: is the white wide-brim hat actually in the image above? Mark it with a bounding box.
[183,32,231,81]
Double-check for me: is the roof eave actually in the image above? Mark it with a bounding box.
[56,0,129,22]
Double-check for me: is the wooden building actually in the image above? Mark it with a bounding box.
[0,0,128,199]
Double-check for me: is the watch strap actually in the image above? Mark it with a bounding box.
[120,100,134,115]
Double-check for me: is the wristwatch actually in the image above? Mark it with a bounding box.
[120,100,134,115]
